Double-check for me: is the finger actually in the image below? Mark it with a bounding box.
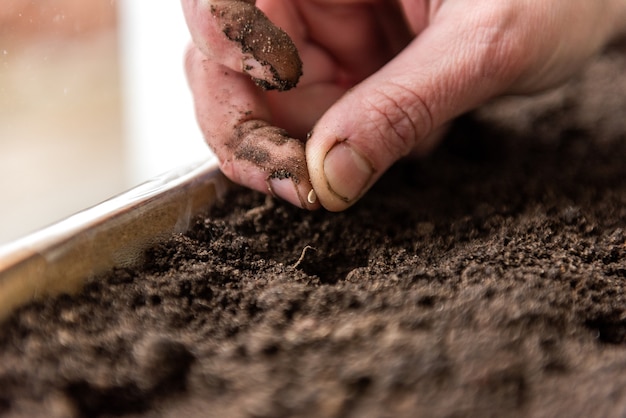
[181,0,302,91]
[289,1,413,80]
[185,46,319,209]
[261,1,414,138]
[306,4,530,211]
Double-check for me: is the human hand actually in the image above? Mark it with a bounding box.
[182,0,626,211]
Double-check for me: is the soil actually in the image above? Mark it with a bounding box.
[1,51,626,418]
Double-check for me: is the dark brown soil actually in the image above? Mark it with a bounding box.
[1,51,626,418]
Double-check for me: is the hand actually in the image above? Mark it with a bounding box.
[182,0,626,211]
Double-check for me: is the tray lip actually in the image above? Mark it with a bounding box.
[0,157,228,322]
[0,158,222,258]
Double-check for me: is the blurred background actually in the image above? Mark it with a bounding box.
[0,0,211,245]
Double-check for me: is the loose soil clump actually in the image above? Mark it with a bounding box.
[1,52,626,417]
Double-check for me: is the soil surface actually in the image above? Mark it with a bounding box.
[1,51,626,418]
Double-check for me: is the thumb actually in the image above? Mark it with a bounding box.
[306,7,525,211]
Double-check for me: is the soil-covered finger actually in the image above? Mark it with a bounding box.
[227,120,317,209]
[182,0,302,91]
[185,46,317,209]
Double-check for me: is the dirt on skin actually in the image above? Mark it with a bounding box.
[1,51,626,418]
[230,119,308,186]
[212,1,303,91]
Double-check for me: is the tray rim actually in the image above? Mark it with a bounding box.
[0,158,229,322]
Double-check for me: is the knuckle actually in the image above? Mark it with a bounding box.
[461,6,536,88]
[472,28,528,86]
[184,44,199,76]
[362,83,433,160]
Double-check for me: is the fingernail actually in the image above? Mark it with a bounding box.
[323,142,374,203]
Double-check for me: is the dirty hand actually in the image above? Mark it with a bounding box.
[182,0,626,211]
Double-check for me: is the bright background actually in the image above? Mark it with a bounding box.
[0,1,212,245]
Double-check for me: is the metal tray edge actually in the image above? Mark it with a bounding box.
[0,159,229,322]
